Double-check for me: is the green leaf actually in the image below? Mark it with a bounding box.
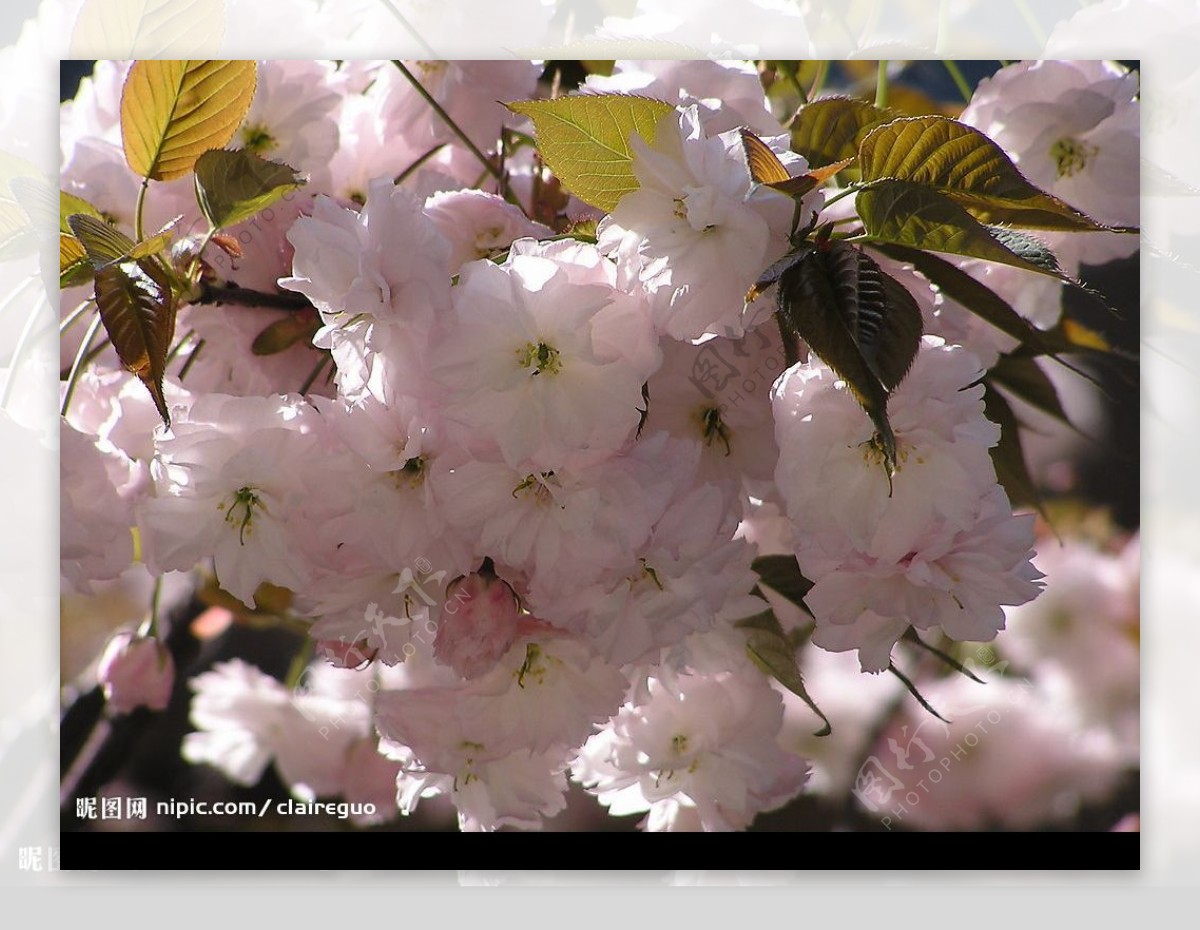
[58,192,106,286]
[736,609,831,736]
[824,243,923,391]
[120,59,257,181]
[66,213,176,267]
[60,235,93,288]
[856,180,1064,277]
[985,226,1060,273]
[251,311,320,356]
[872,244,1062,355]
[887,662,949,722]
[506,94,675,212]
[790,96,894,169]
[93,258,177,425]
[989,354,1070,426]
[1038,317,1117,357]
[60,190,104,233]
[901,629,984,683]
[195,149,304,230]
[128,221,179,261]
[67,213,138,266]
[981,383,1045,514]
[858,116,1120,232]
[776,243,922,472]
[751,554,814,613]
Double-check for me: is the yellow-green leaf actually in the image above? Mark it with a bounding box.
[790,96,894,169]
[61,191,104,233]
[67,213,138,266]
[741,128,842,202]
[507,94,675,212]
[94,258,177,424]
[859,116,1122,233]
[741,128,791,184]
[67,212,176,267]
[736,608,830,737]
[251,312,319,356]
[60,234,93,288]
[59,192,106,284]
[120,59,257,181]
[194,149,304,230]
[127,219,178,261]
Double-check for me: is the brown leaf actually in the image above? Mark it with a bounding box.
[93,259,177,424]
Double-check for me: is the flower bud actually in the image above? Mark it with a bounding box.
[433,572,520,679]
[97,632,175,713]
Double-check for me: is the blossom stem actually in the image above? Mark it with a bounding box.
[178,338,205,382]
[875,60,889,109]
[134,177,149,243]
[808,60,830,100]
[79,335,113,369]
[391,60,513,201]
[60,313,104,417]
[774,61,808,105]
[943,60,974,104]
[140,575,163,639]
[395,143,447,186]
[374,3,439,58]
[822,184,864,209]
[284,639,315,690]
[187,226,219,282]
[60,297,97,335]
[298,353,332,395]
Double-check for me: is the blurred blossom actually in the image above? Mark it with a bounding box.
[97,631,175,714]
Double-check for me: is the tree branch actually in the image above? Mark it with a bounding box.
[195,282,314,312]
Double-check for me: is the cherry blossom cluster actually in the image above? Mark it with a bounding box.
[60,59,1138,831]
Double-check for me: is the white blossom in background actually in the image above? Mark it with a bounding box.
[136,394,322,606]
[858,670,1128,831]
[424,189,552,272]
[184,658,397,822]
[425,238,660,471]
[60,420,136,593]
[573,629,809,831]
[282,177,452,402]
[236,60,342,189]
[584,59,785,136]
[598,105,818,341]
[961,59,1140,269]
[773,339,1043,671]
[1003,533,1140,757]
